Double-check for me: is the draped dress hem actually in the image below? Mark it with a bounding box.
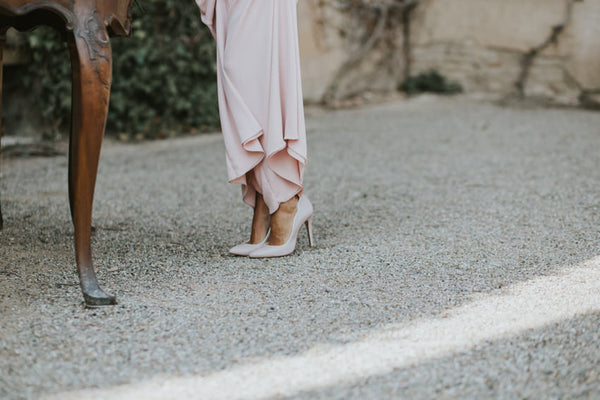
[196,0,307,214]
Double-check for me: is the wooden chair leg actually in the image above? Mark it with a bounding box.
[67,8,115,306]
[0,29,5,231]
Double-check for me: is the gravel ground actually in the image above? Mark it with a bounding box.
[1,96,600,399]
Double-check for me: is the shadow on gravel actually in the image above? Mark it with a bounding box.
[38,259,600,399]
[289,311,600,400]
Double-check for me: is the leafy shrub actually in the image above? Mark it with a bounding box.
[15,0,219,139]
[401,70,463,96]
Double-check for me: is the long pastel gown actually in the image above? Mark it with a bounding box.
[196,0,307,214]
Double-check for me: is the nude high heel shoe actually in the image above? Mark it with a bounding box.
[229,230,270,256]
[249,195,314,258]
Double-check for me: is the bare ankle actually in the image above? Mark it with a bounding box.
[249,193,270,244]
[268,196,299,245]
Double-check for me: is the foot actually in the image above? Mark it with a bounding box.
[248,195,313,258]
[230,193,271,256]
[249,193,271,244]
[268,196,299,246]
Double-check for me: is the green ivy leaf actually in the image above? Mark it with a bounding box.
[13,1,219,139]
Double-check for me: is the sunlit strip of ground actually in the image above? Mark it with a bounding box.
[44,257,600,400]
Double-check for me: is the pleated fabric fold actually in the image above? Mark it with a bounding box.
[196,0,307,213]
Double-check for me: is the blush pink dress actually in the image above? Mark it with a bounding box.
[196,0,307,214]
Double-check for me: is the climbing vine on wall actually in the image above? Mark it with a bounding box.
[321,0,421,104]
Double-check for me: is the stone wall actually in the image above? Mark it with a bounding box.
[298,0,600,106]
[297,0,407,103]
[4,1,599,107]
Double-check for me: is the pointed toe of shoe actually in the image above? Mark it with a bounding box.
[229,243,265,256]
[248,244,293,258]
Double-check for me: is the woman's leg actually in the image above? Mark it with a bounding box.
[207,0,310,252]
[247,171,270,244]
[249,160,302,245]
[268,195,299,246]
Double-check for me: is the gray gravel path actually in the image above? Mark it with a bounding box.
[1,96,600,399]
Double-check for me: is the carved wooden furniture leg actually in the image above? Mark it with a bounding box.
[0,29,4,231]
[67,6,115,306]
[1,0,132,305]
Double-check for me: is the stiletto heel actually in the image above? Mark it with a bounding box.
[249,195,314,258]
[305,217,314,248]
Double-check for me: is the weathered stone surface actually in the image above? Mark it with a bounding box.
[410,0,580,100]
[411,41,522,93]
[297,0,347,102]
[297,0,600,106]
[561,0,600,90]
[297,0,405,103]
[3,1,598,108]
[411,0,567,53]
